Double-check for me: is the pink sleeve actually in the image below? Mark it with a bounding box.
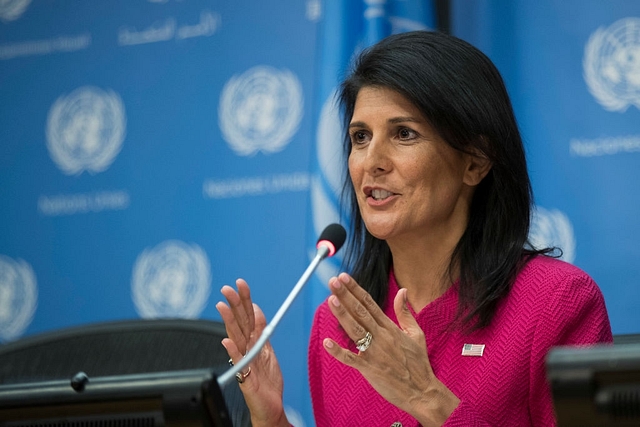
[445,265,612,427]
[307,303,329,426]
[442,400,493,426]
[527,268,612,426]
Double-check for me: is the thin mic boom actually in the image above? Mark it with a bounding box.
[217,224,346,387]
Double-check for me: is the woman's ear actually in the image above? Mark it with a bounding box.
[463,148,492,186]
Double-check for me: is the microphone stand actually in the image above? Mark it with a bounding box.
[217,245,330,387]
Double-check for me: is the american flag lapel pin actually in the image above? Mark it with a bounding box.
[461,343,485,357]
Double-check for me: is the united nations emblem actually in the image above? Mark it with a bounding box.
[131,240,211,319]
[46,86,126,175]
[312,93,344,231]
[316,91,346,197]
[0,255,38,342]
[528,207,576,263]
[311,92,345,288]
[0,0,31,22]
[218,66,303,156]
[584,17,640,112]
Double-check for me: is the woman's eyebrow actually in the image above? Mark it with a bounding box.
[349,116,421,128]
[387,116,421,124]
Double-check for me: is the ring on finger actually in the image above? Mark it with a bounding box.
[355,331,372,352]
[235,366,252,384]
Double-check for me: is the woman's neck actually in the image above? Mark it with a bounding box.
[387,233,461,313]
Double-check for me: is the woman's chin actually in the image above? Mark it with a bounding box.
[364,222,397,241]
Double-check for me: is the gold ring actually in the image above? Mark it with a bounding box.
[235,366,252,384]
[355,331,372,352]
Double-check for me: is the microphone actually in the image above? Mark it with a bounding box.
[315,222,347,258]
[217,223,346,387]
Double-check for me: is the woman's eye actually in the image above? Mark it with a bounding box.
[351,131,368,144]
[398,128,416,140]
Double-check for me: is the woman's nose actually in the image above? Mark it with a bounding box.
[363,137,391,175]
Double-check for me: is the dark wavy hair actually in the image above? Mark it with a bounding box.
[339,31,551,330]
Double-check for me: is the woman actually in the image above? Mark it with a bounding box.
[217,31,612,426]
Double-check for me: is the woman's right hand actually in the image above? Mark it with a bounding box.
[216,278,290,427]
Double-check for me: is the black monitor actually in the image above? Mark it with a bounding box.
[547,342,640,426]
[0,368,232,427]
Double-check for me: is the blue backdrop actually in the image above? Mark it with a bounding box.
[1,1,639,426]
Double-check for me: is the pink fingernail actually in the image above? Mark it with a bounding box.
[330,295,340,307]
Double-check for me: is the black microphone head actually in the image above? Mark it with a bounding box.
[316,223,347,257]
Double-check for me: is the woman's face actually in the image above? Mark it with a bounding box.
[348,86,477,246]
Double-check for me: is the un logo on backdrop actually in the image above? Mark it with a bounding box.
[0,255,38,342]
[313,92,344,227]
[584,17,640,112]
[131,241,211,319]
[528,207,576,263]
[219,66,303,156]
[0,0,31,22]
[46,86,126,175]
[311,92,345,287]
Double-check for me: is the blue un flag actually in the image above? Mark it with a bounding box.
[301,2,436,423]
[307,0,437,315]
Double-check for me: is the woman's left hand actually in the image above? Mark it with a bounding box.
[322,273,460,427]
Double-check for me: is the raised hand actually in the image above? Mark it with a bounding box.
[321,273,460,427]
[216,279,290,427]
